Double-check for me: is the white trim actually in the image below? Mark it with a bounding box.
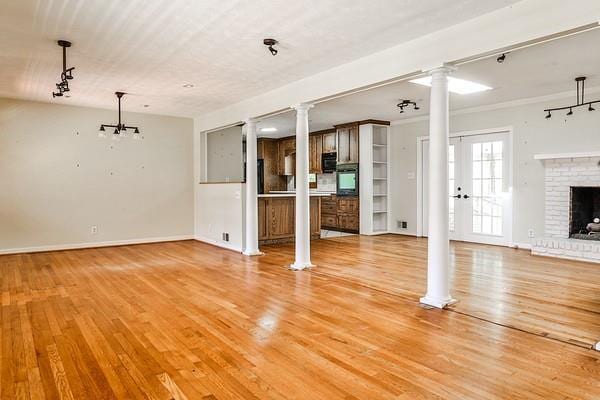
[416,126,514,246]
[194,235,243,253]
[0,235,195,256]
[511,242,533,250]
[534,151,600,160]
[392,85,600,126]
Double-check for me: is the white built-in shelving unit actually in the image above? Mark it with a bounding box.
[359,124,391,235]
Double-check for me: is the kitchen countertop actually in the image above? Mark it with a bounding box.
[258,191,333,198]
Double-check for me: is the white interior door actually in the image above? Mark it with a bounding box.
[421,131,512,246]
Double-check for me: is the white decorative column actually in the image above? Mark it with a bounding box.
[420,66,456,308]
[243,118,262,256]
[290,103,314,270]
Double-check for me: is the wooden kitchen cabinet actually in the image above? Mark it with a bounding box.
[322,131,337,153]
[277,138,296,175]
[336,124,359,164]
[321,194,359,233]
[258,138,286,192]
[309,134,323,173]
[259,197,322,244]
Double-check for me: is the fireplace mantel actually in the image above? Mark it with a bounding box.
[534,151,600,160]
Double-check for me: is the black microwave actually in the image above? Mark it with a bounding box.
[336,164,359,196]
[322,152,337,173]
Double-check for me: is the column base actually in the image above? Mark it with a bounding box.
[242,250,264,256]
[419,296,457,309]
[289,262,314,271]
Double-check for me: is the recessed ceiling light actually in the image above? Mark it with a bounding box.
[260,127,278,132]
[182,84,194,88]
[409,76,492,94]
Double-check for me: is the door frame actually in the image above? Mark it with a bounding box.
[416,126,514,246]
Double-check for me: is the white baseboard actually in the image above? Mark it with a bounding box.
[194,235,242,253]
[387,231,418,237]
[511,242,532,250]
[0,235,195,256]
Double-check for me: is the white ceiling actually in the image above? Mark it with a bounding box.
[257,27,600,136]
[0,0,519,117]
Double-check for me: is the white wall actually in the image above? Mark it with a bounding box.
[0,98,194,253]
[390,96,600,245]
[205,125,243,182]
[195,183,245,252]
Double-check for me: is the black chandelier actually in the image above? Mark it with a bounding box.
[99,92,141,139]
[544,77,599,119]
[397,99,420,113]
[52,40,75,98]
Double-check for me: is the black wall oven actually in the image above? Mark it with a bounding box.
[336,164,359,196]
[322,152,337,173]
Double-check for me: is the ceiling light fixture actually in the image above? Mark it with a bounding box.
[98,92,142,139]
[182,84,194,88]
[543,77,599,118]
[496,53,507,63]
[52,40,75,98]
[260,127,278,132]
[545,111,552,119]
[409,76,492,95]
[396,99,420,113]
[263,38,278,56]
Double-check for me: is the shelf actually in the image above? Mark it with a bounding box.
[373,193,387,197]
[373,210,387,214]
[373,161,387,164]
[373,177,387,180]
[534,151,600,160]
[372,144,386,148]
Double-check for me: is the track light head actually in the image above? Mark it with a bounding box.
[496,53,507,63]
[567,108,573,116]
[113,128,119,135]
[263,38,278,56]
[589,104,595,112]
[545,111,551,119]
[134,127,140,134]
[52,92,63,98]
[414,105,420,110]
[99,125,105,132]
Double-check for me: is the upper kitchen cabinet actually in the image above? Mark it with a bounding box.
[309,134,323,173]
[322,130,337,153]
[336,123,359,164]
[277,137,296,175]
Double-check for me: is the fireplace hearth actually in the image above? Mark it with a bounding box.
[569,186,600,241]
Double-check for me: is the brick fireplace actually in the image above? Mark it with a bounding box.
[531,153,600,263]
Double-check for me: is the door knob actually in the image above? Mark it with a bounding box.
[463,194,470,199]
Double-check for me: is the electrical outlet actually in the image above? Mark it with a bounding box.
[222,232,229,242]
[397,220,408,229]
[402,221,408,229]
[528,229,535,238]
[91,225,98,235]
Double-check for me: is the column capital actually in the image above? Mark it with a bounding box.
[427,64,457,76]
[243,117,259,125]
[292,103,314,112]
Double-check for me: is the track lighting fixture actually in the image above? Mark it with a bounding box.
[544,77,600,119]
[397,99,420,113]
[496,53,507,63]
[52,40,75,98]
[98,92,142,139]
[545,111,552,119]
[263,39,278,56]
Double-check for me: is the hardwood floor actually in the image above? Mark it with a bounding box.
[1,236,599,399]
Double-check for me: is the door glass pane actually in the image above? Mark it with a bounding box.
[471,140,503,236]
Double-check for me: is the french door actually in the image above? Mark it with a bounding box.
[422,131,511,246]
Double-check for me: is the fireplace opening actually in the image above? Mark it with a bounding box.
[569,186,600,240]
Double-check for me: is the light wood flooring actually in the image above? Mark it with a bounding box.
[1,235,599,399]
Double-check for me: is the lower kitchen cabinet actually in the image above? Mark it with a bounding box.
[258,196,321,244]
[321,195,359,233]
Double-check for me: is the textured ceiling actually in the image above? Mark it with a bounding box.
[257,27,600,136]
[0,0,519,117]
